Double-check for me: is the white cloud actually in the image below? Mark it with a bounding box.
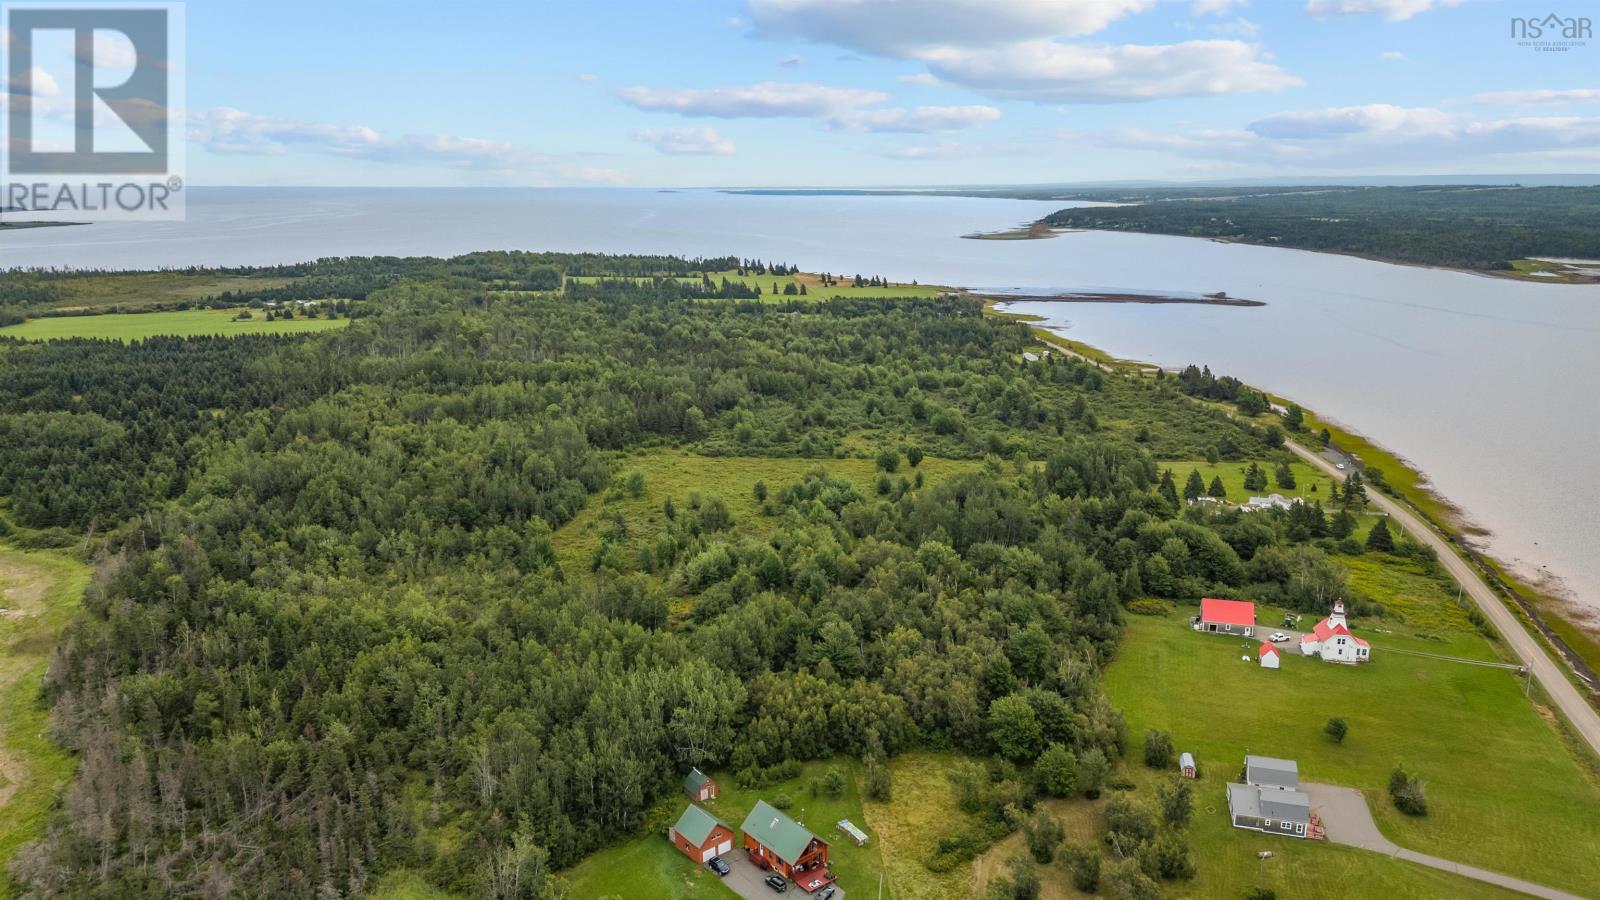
[741,0,1295,105]
[1192,0,1248,13]
[921,39,1300,103]
[1066,104,1600,168]
[1304,0,1460,21]
[1247,103,1451,139]
[1473,88,1600,106]
[777,53,803,68]
[617,81,887,117]
[1207,17,1260,38]
[879,140,1031,160]
[827,104,1000,133]
[631,125,737,156]
[744,0,1156,56]
[188,107,625,183]
[897,72,941,86]
[1379,50,1408,61]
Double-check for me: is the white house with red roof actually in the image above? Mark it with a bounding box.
[1193,598,1256,636]
[1257,642,1281,669]
[1299,600,1370,664]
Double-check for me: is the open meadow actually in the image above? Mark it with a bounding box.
[1,308,349,342]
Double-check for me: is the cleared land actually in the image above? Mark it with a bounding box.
[1157,459,1335,505]
[563,758,885,899]
[1104,609,1600,897]
[0,544,90,898]
[1,308,349,342]
[553,450,980,587]
[568,269,943,300]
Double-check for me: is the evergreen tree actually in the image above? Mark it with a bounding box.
[1366,517,1395,553]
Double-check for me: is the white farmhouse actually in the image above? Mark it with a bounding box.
[1299,600,1370,664]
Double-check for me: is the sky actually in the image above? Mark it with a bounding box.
[77,0,1600,186]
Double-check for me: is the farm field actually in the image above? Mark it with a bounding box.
[0,544,90,898]
[1104,609,1600,896]
[10,272,300,313]
[563,758,886,899]
[1,308,349,342]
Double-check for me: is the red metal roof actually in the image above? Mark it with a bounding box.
[1258,642,1279,656]
[1200,598,1256,627]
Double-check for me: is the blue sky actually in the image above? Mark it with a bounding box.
[165,0,1600,185]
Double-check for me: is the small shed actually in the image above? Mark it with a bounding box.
[1179,752,1196,779]
[1258,642,1281,670]
[684,767,719,802]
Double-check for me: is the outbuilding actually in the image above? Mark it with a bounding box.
[668,804,734,864]
[1258,642,1281,669]
[1193,598,1256,636]
[1179,752,1197,779]
[684,767,719,802]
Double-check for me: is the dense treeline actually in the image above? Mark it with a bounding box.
[1041,186,1600,270]
[4,256,1322,898]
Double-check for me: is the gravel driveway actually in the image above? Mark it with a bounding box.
[1302,782,1582,900]
[719,849,845,900]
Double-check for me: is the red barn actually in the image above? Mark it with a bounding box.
[741,800,833,892]
[668,804,734,864]
[684,767,719,802]
[1193,598,1256,636]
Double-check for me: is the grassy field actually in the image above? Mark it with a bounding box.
[553,450,980,584]
[0,544,90,899]
[24,272,300,313]
[569,269,944,300]
[1104,610,1600,896]
[564,758,886,899]
[1157,458,1335,505]
[2,308,349,342]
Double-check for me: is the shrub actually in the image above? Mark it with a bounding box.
[1063,844,1100,892]
[864,757,892,802]
[1034,743,1077,797]
[1389,766,1428,816]
[1125,599,1170,617]
[1025,812,1063,864]
[1324,717,1348,744]
[1143,729,1174,769]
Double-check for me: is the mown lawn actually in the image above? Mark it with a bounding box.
[0,545,90,899]
[564,758,886,899]
[553,450,979,582]
[1104,610,1600,896]
[1156,458,1336,505]
[2,308,348,342]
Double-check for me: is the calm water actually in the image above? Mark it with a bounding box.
[3,187,1597,617]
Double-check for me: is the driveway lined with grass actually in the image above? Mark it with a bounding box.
[1304,783,1583,900]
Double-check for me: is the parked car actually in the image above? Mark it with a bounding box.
[708,857,730,876]
[1336,462,1346,470]
[765,874,789,892]
[1270,631,1290,642]
[817,887,837,900]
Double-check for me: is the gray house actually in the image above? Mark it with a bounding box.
[1226,783,1310,838]
[1244,755,1299,791]
[1227,755,1311,839]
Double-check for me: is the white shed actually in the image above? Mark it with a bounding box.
[1258,642,1281,670]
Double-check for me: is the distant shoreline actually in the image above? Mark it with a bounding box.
[980,290,1265,308]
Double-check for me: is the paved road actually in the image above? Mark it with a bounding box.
[1285,439,1600,762]
[1302,783,1585,900]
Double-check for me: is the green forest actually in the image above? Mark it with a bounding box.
[0,253,1588,899]
[1039,185,1600,271]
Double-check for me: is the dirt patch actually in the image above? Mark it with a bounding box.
[0,555,53,618]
